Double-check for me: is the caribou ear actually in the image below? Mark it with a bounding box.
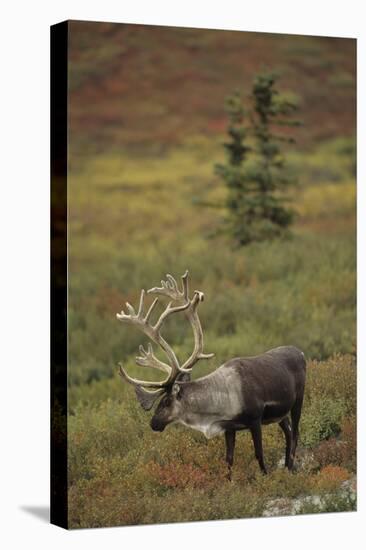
[171,383,181,397]
[134,386,165,411]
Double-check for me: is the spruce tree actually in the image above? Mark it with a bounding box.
[215,72,299,246]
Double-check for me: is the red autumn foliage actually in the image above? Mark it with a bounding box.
[147,461,210,489]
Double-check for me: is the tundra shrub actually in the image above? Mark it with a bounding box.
[313,465,350,494]
[300,396,345,447]
[301,354,356,447]
[313,417,356,471]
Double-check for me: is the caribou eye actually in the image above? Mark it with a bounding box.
[160,396,169,407]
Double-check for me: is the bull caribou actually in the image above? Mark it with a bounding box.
[117,271,306,479]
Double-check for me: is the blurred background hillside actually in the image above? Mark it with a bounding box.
[68,22,355,152]
[66,21,356,527]
[68,21,356,385]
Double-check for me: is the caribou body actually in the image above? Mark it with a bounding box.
[117,272,306,478]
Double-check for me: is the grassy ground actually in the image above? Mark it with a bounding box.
[65,24,356,528]
[68,355,356,528]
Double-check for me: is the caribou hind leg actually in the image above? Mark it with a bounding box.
[225,430,236,481]
[250,420,267,474]
[288,397,303,470]
[279,417,292,469]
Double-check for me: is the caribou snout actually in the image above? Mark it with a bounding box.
[150,417,166,432]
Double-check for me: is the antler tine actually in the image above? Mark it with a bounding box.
[116,289,151,325]
[166,273,179,294]
[153,300,190,332]
[180,289,215,372]
[144,297,159,323]
[181,270,189,301]
[125,302,136,316]
[137,289,145,318]
[135,344,171,374]
[147,273,184,302]
[118,363,171,389]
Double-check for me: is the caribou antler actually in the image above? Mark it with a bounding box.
[117,288,190,388]
[148,271,215,372]
[116,271,214,392]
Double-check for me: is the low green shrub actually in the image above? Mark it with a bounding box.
[300,396,345,447]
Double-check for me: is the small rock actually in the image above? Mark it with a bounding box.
[262,476,357,517]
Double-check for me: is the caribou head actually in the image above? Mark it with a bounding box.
[116,271,214,431]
